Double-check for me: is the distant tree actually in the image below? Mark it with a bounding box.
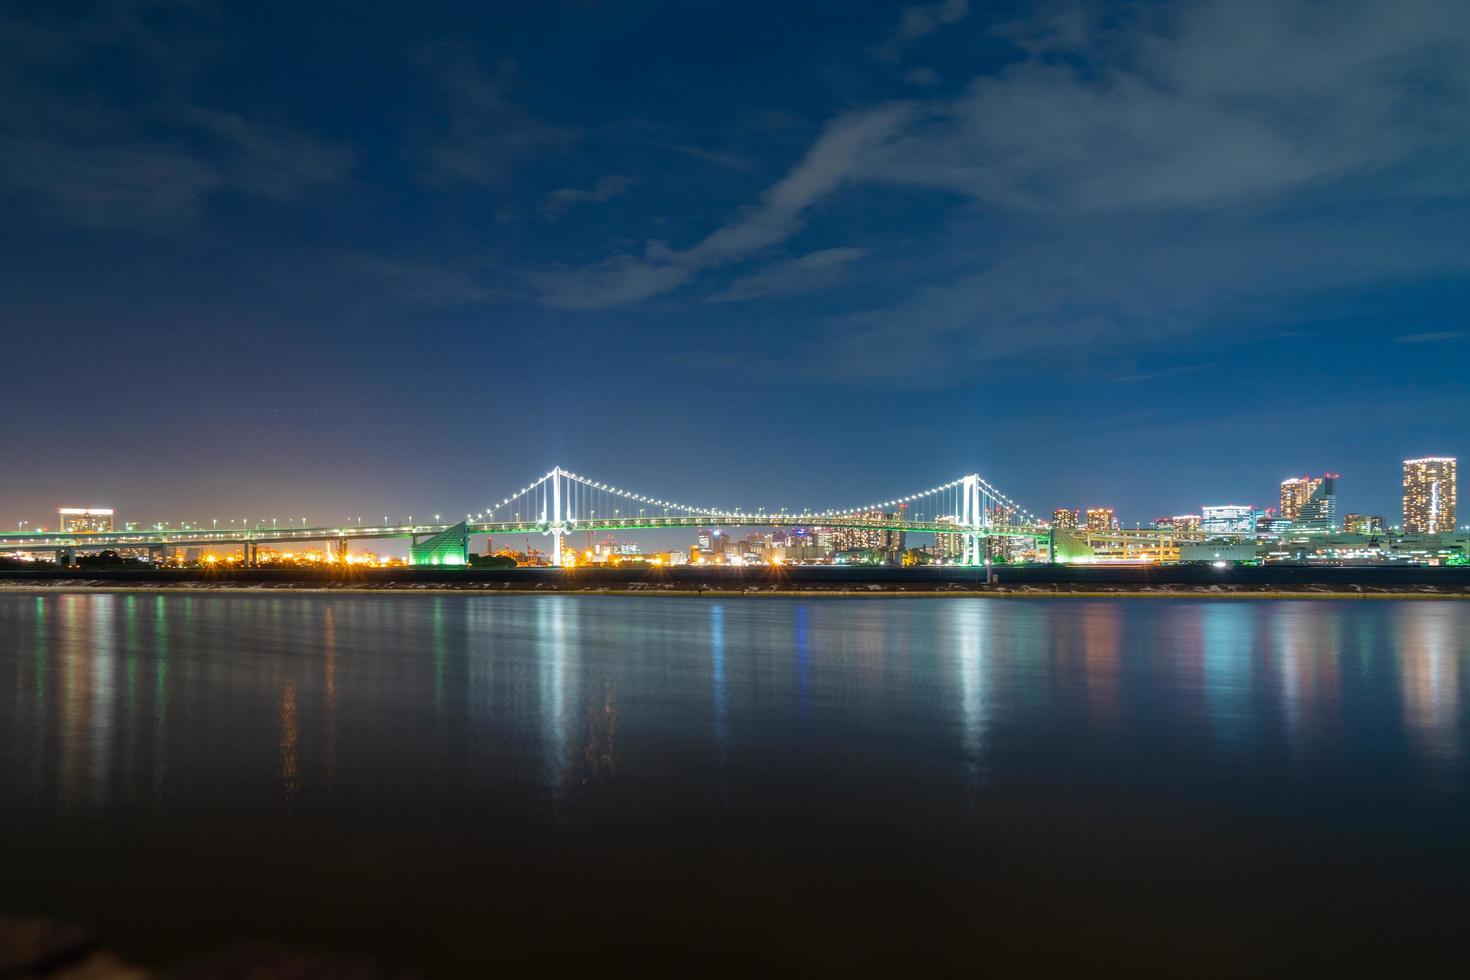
[469,554,518,569]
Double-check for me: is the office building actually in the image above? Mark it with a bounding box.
[1279,477,1320,521]
[1342,514,1386,534]
[1403,457,1457,533]
[1085,508,1116,532]
[1052,508,1080,530]
[832,511,887,553]
[1291,475,1338,531]
[1201,505,1255,536]
[1256,515,1292,539]
[58,507,114,533]
[934,515,965,561]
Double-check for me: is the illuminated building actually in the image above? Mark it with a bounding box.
[1052,508,1080,529]
[1256,515,1292,539]
[58,507,114,533]
[1085,508,1115,532]
[1403,457,1457,533]
[1153,515,1201,533]
[1294,475,1337,530]
[1281,474,1337,530]
[1200,505,1255,536]
[935,515,964,561]
[832,511,886,553]
[1279,477,1319,521]
[1342,513,1386,534]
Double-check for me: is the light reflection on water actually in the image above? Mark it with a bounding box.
[2,594,1468,819]
[3,594,1470,973]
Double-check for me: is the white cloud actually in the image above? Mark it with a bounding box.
[1396,331,1467,344]
[872,0,971,62]
[543,175,633,218]
[533,105,912,308]
[424,53,577,184]
[862,0,1470,210]
[706,247,869,303]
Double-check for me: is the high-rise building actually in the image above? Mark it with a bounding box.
[1201,505,1255,536]
[1279,477,1319,521]
[1291,475,1338,530]
[934,515,964,561]
[58,507,114,533]
[1085,508,1115,532]
[1403,457,1457,533]
[1342,513,1386,534]
[832,511,886,553]
[1052,508,1080,529]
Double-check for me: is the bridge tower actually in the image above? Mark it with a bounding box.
[960,474,986,566]
[550,466,565,566]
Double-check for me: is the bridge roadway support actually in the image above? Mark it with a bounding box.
[552,467,565,567]
[332,537,349,564]
[242,541,257,567]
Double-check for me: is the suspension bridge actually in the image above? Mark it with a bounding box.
[0,466,1050,566]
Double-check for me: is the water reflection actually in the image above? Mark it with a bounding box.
[1398,606,1461,765]
[1200,604,1256,747]
[538,598,571,797]
[281,680,300,801]
[711,604,728,763]
[2,594,1467,822]
[324,606,337,786]
[951,603,987,791]
[1081,603,1121,728]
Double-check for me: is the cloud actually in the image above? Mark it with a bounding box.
[1395,331,1467,343]
[543,175,633,218]
[706,247,869,303]
[1112,364,1212,384]
[809,202,1470,384]
[0,135,222,225]
[861,0,1470,211]
[901,67,940,86]
[532,104,912,308]
[873,0,971,62]
[178,106,353,200]
[651,142,757,171]
[423,53,577,184]
[0,107,352,226]
[526,0,1470,386]
[0,3,351,226]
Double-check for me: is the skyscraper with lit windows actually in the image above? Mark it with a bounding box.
[1052,508,1080,529]
[58,508,114,533]
[1403,458,1457,533]
[1279,477,1319,521]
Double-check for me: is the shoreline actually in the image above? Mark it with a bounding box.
[3,582,1468,599]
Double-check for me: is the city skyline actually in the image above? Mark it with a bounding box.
[2,0,1468,528]
[11,452,1461,536]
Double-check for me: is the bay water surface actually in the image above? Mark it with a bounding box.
[2,593,1468,974]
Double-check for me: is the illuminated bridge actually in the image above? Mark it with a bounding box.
[1,467,1050,567]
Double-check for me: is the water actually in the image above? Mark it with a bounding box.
[2,593,1468,975]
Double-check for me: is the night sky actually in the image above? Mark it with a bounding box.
[3,0,1467,530]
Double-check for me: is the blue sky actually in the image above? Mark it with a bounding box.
[2,0,1467,528]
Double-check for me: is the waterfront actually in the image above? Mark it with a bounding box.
[3,594,1469,975]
